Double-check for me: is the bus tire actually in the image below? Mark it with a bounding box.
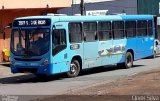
[124,52,133,69]
[67,60,80,78]
[117,52,133,69]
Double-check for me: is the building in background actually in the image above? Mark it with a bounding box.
[59,0,160,17]
[137,0,160,16]
[137,0,160,40]
[0,0,71,61]
[59,0,137,15]
[59,0,160,40]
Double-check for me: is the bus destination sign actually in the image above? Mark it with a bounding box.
[13,19,51,27]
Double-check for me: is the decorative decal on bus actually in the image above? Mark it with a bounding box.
[10,15,154,77]
[98,44,125,56]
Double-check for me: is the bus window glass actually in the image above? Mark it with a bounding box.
[69,23,82,43]
[137,20,147,37]
[83,22,97,42]
[125,21,136,38]
[98,22,112,41]
[148,20,153,36]
[13,30,26,53]
[11,28,50,56]
[52,29,67,56]
[112,21,124,39]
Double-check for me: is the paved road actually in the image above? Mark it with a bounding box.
[0,57,160,97]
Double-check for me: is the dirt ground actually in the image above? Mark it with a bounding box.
[38,68,160,101]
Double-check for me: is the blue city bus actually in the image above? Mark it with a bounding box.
[10,14,155,77]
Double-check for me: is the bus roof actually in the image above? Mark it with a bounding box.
[15,15,154,22]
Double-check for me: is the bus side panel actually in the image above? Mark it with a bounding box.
[125,38,137,60]
[83,42,100,68]
[98,40,113,66]
[112,39,127,64]
[52,48,70,74]
[68,43,83,68]
[135,36,154,60]
[135,37,147,59]
[51,22,70,74]
[52,62,69,74]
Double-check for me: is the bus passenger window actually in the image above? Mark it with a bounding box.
[148,20,153,36]
[83,22,97,42]
[125,21,136,38]
[98,22,112,41]
[52,29,67,56]
[112,21,124,39]
[137,20,147,37]
[69,23,82,43]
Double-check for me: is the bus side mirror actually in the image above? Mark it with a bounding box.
[8,23,12,28]
[3,32,5,40]
[5,23,12,29]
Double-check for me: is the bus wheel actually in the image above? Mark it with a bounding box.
[117,52,133,69]
[67,60,80,77]
[125,52,133,69]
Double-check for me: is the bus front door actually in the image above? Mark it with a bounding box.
[52,29,69,74]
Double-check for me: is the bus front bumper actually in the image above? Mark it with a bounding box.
[11,64,52,75]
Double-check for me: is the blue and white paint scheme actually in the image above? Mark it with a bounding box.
[10,14,155,76]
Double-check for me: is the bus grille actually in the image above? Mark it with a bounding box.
[14,58,41,61]
[17,68,37,73]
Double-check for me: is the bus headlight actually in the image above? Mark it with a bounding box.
[42,58,49,65]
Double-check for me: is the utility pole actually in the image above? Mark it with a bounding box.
[80,0,85,15]
[72,0,74,15]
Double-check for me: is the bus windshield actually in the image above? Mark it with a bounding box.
[11,28,50,56]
